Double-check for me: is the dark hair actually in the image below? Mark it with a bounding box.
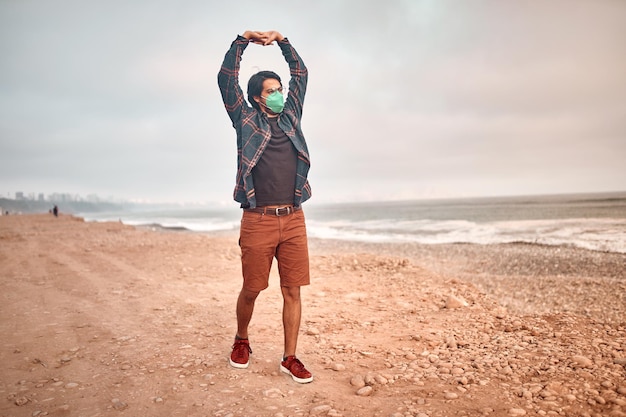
[247,71,282,111]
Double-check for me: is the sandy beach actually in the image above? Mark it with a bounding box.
[1,214,624,417]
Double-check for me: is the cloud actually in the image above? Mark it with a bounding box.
[1,0,624,203]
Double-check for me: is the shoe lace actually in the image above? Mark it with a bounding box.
[232,340,252,358]
[288,357,307,373]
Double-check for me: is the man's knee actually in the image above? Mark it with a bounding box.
[281,286,301,302]
[239,288,260,304]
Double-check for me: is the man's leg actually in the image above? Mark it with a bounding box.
[280,284,313,383]
[231,211,275,369]
[229,287,260,369]
[281,285,301,357]
[236,287,260,339]
[276,211,312,382]
[237,211,274,339]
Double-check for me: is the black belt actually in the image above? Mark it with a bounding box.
[243,205,300,216]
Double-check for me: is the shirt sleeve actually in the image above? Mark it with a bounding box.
[217,35,250,126]
[279,38,308,120]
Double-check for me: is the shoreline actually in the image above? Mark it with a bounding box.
[128,217,626,256]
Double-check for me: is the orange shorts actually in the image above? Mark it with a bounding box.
[239,208,310,292]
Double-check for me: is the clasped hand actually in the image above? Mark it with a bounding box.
[242,30,284,45]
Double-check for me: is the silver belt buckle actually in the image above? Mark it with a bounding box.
[275,206,291,216]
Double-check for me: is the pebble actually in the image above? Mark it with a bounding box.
[571,355,593,368]
[444,392,458,400]
[445,295,468,309]
[490,306,507,318]
[451,367,464,376]
[65,382,79,389]
[374,374,388,385]
[306,327,320,335]
[15,396,29,406]
[350,375,365,388]
[508,408,526,416]
[111,398,128,410]
[310,405,332,415]
[601,380,614,388]
[446,336,458,349]
[332,363,346,371]
[356,386,373,396]
[612,398,626,407]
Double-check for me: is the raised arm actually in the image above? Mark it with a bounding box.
[217,35,250,125]
[278,36,308,120]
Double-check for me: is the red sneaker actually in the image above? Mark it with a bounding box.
[229,339,252,369]
[280,356,313,383]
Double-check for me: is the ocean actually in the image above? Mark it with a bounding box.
[79,192,626,254]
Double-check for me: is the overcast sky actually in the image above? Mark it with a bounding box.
[1,0,624,204]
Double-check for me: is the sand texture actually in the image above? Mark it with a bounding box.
[1,214,625,417]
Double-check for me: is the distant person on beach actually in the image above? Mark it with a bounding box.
[53,205,58,217]
[218,30,313,383]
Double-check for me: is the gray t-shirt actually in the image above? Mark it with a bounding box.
[252,117,297,206]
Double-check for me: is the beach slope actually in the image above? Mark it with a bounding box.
[1,214,624,417]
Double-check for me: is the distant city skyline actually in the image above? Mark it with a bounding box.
[4,190,125,204]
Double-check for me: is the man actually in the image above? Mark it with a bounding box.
[217,30,313,383]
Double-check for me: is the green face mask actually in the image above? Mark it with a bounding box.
[262,91,285,113]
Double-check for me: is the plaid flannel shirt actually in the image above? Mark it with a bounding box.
[218,35,311,208]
